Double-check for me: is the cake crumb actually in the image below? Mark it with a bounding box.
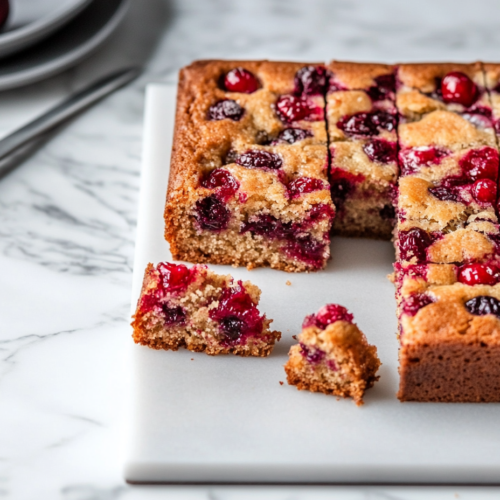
[191,358,194,361]
[292,335,297,340]
[286,280,292,286]
[279,381,284,385]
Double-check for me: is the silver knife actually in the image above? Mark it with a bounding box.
[0,66,141,174]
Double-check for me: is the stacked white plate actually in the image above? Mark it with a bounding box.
[0,0,130,89]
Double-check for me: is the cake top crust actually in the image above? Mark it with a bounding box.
[328,61,396,90]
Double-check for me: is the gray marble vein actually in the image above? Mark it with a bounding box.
[2,0,500,498]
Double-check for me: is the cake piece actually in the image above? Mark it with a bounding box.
[284,303,381,405]
[132,262,281,356]
[326,62,398,239]
[165,60,335,273]
[398,282,500,402]
[483,63,500,142]
[395,63,500,266]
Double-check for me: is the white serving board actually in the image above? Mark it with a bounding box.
[124,84,500,484]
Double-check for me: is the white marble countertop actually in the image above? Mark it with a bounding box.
[2,0,500,498]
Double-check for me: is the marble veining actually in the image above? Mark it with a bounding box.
[2,0,500,498]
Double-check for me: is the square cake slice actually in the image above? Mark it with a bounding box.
[326,62,398,239]
[165,60,334,272]
[132,262,281,356]
[398,282,500,402]
[284,304,381,405]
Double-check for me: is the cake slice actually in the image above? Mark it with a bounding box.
[284,304,381,405]
[398,281,500,402]
[132,262,281,356]
[165,60,334,272]
[327,62,398,239]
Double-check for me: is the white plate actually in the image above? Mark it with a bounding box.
[0,0,93,58]
[124,84,500,485]
[0,0,130,90]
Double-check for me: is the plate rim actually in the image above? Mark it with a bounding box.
[0,0,94,58]
[0,0,131,90]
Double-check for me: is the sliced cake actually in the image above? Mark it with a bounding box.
[284,303,381,405]
[132,262,281,356]
[326,61,398,239]
[165,60,335,272]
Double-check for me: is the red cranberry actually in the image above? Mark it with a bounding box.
[209,282,264,343]
[399,146,450,176]
[472,178,497,204]
[224,68,259,93]
[201,169,239,201]
[428,186,461,202]
[337,111,396,137]
[380,204,395,220]
[299,343,325,364]
[0,0,8,27]
[208,99,244,121]
[294,66,328,96]
[237,150,282,170]
[195,195,230,231]
[458,263,498,286]
[241,214,286,238]
[284,234,326,269]
[441,71,478,107]
[367,73,396,102]
[276,95,322,123]
[314,304,354,328]
[288,177,326,198]
[460,147,499,182]
[329,168,364,205]
[363,139,397,164]
[157,262,196,294]
[402,293,435,317]
[162,304,186,325]
[465,296,500,317]
[398,228,434,263]
[274,128,312,144]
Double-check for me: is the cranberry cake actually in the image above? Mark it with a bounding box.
[327,62,398,239]
[284,304,381,405]
[132,262,281,356]
[165,60,335,272]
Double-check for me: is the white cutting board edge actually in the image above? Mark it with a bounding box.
[123,83,500,485]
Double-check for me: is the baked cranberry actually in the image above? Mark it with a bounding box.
[299,343,325,364]
[201,169,239,201]
[458,263,498,286]
[306,203,335,223]
[460,147,499,182]
[315,304,354,328]
[209,282,264,343]
[284,234,326,269]
[237,150,282,170]
[224,68,259,93]
[157,262,196,294]
[428,186,461,202]
[380,204,395,220]
[208,99,244,121]
[274,128,312,144]
[367,73,396,102]
[337,111,396,137]
[294,66,328,96]
[276,95,322,122]
[495,119,500,135]
[441,71,478,107]
[288,177,326,198]
[195,195,230,231]
[241,214,286,238]
[0,0,9,27]
[162,304,186,325]
[399,146,450,176]
[329,168,364,205]
[465,296,500,318]
[363,139,397,164]
[472,178,497,204]
[402,293,435,317]
[398,228,434,263]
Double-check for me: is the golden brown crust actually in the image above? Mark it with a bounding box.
[397,62,484,93]
[328,61,396,90]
